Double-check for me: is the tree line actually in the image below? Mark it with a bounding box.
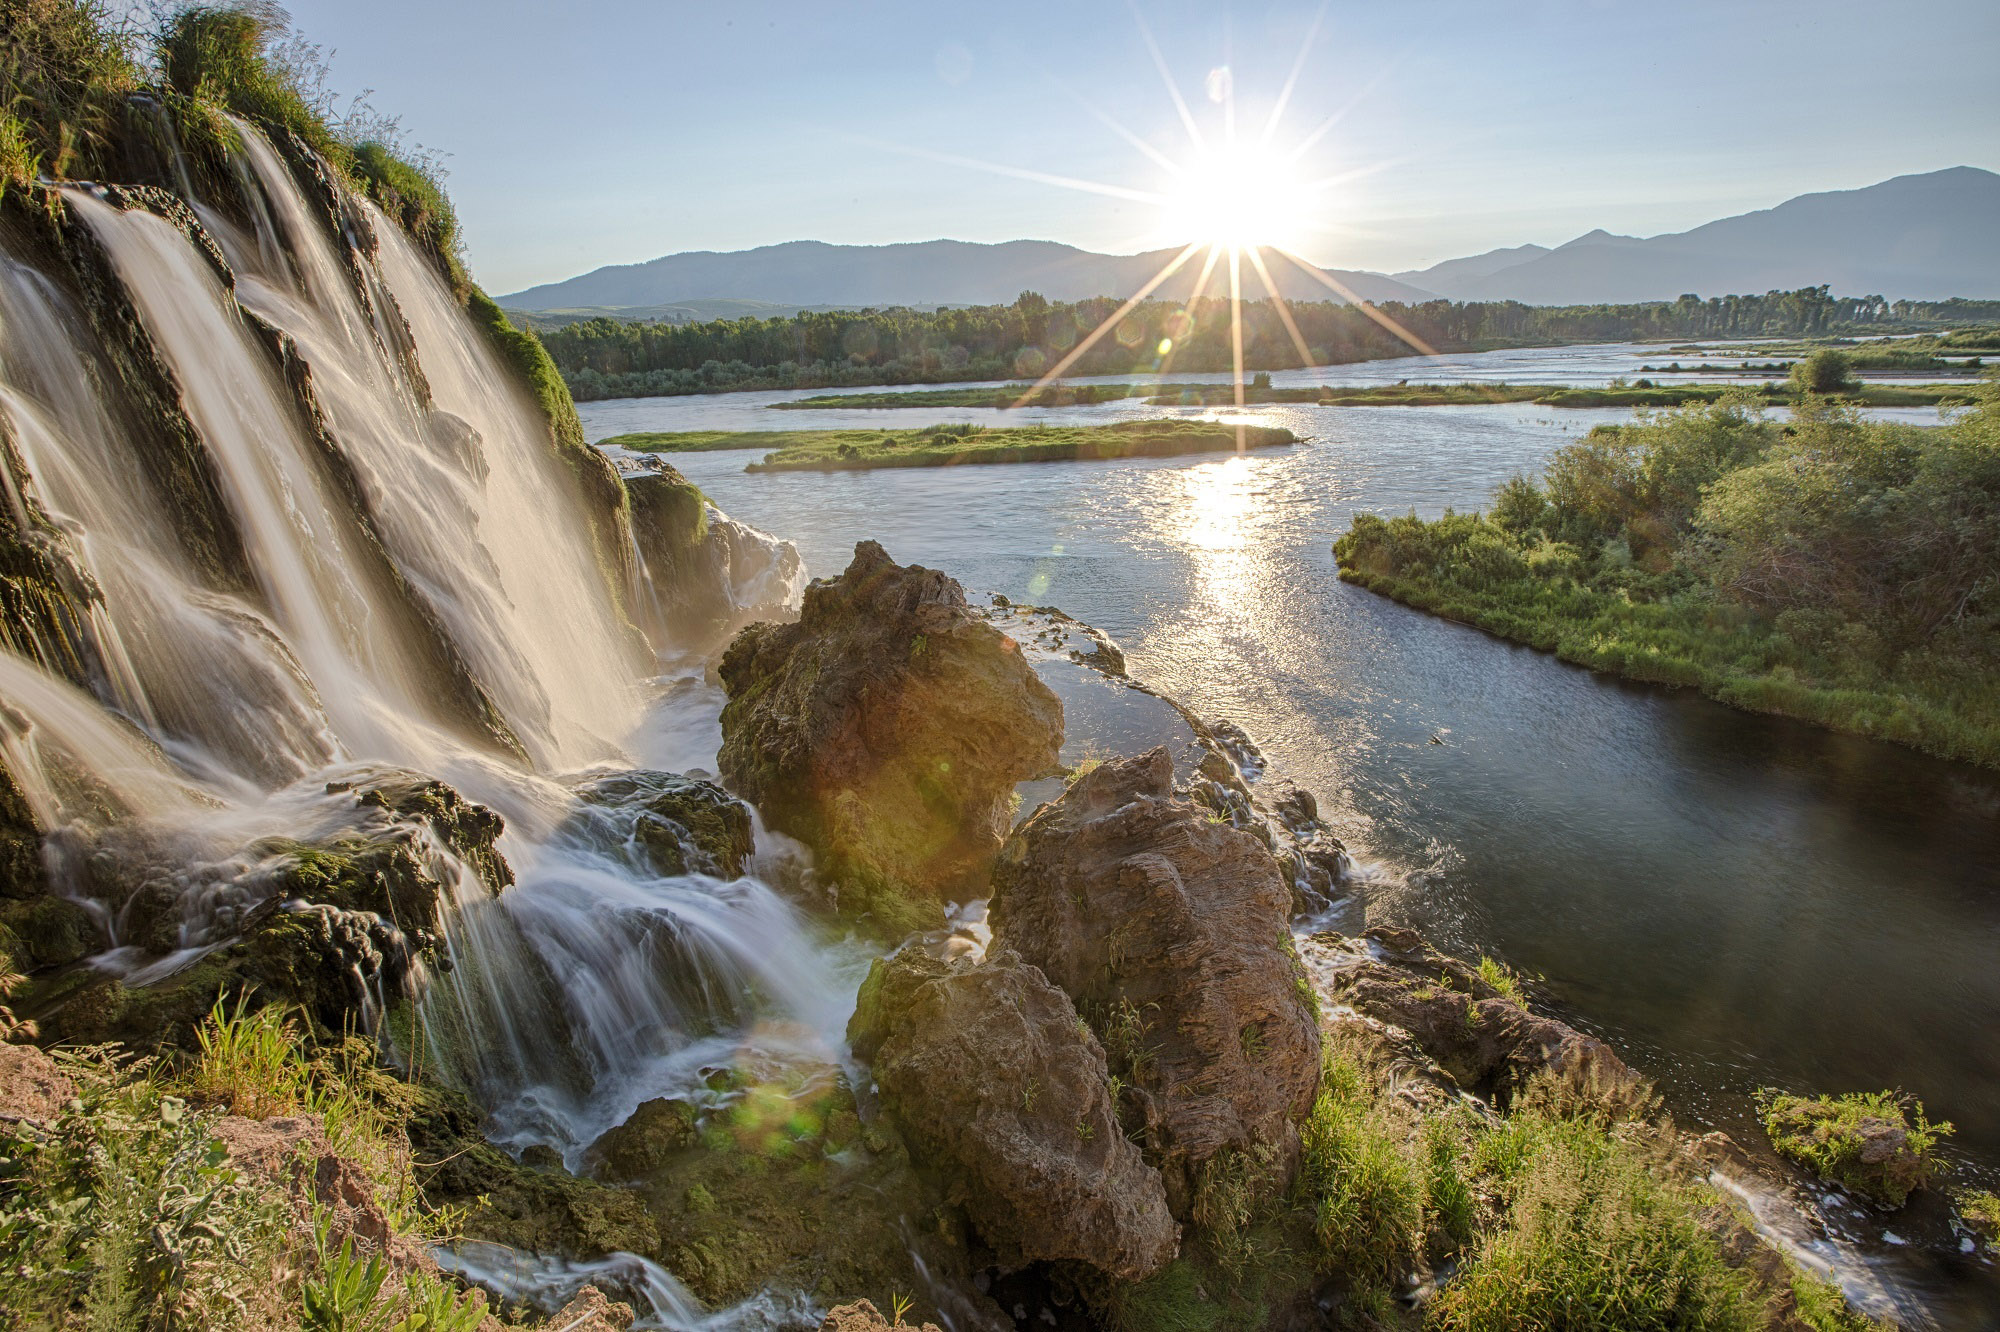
[528,286,1997,401]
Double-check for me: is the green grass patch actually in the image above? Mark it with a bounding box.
[1431,1113,1762,1331]
[609,420,1297,471]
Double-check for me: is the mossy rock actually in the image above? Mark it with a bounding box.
[569,771,752,879]
[23,906,389,1049]
[0,894,99,968]
[1758,1089,1952,1208]
[406,1082,661,1260]
[575,1067,980,1321]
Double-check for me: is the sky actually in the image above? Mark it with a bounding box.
[278,0,2000,296]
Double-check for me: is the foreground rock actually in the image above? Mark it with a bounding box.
[848,948,1178,1280]
[1305,927,1643,1106]
[991,748,1321,1205]
[719,541,1062,931]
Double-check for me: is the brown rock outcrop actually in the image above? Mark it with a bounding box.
[719,541,1062,931]
[820,1300,944,1332]
[847,948,1177,1280]
[1308,926,1641,1106]
[0,1041,74,1124]
[989,748,1322,1203]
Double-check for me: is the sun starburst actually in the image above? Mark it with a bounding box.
[861,5,1447,433]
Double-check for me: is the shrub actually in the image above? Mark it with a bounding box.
[1757,1088,1952,1208]
[0,1050,295,1331]
[1791,348,1854,395]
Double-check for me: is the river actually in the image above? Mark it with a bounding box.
[581,346,1999,1322]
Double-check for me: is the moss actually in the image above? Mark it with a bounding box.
[599,1070,966,1321]
[406,1082,662,1260]
[1758,1089,1952,1208]
[0,893,96,967]
[1956,1189,2000,1248]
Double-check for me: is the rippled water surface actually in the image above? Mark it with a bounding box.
[582,345,1999,1316]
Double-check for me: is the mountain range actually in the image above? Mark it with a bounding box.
[501,167,2000,315]
[499,240,1428,313]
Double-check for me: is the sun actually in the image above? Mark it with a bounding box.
[1160,141,1314,253]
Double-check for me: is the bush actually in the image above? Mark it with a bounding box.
[0,1051,295,1331]
[1791,348,1854,395]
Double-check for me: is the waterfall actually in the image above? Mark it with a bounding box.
[0,126,841,1177]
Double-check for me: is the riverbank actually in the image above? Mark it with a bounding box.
[1334,391,2000,769]
[769,380,1975,411]
[604,420,1299,471]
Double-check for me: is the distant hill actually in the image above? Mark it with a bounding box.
[1393,242,1551,294]
[1395,168,2000,304]
[498,238,1432,312]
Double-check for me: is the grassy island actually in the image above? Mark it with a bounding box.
[605,420,1299,471]
[769,379,1972,412]
[1335,385,2000,767]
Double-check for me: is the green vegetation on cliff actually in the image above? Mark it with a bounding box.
[1335,386,2000,767]
[608,420,1299,471]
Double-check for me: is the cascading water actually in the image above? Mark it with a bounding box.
[0,118,845,1314]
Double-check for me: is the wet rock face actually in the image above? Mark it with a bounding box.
[626,464,803,659]
[990,748,1322,1203]
[27,768,515,1049]
[718,541,1062,932]
[570,771,753,880]
[847,948,1178,1281]
[1309,927,1641,1106]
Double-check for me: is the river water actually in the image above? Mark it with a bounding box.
[580,347,2000,1318]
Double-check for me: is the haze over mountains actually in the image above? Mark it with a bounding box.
[502,168,1999,316]
[500,240,1428,313]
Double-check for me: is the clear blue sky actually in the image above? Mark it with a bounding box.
[281,0,2000,295]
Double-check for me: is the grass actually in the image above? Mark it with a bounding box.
[1756,1088,1952,1208]
[607,420,1299,471]
[1475,955,1523,1002]
[1430,1112,1762,1331]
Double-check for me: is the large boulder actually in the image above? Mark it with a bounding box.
[989,748,1321,1206]
[1307,927,1641,1107]
[718,541,1062,932]
[847,948,1178,1281]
